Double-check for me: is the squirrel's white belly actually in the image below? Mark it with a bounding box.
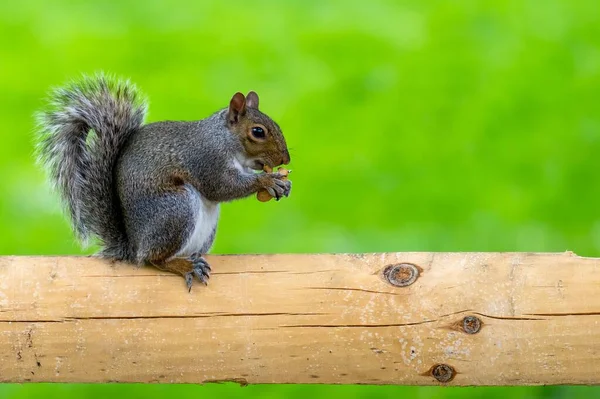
[176,187,220,257]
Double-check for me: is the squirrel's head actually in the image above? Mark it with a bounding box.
[226,91,290,170]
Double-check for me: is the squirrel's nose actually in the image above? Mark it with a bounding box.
[282,149,290,165]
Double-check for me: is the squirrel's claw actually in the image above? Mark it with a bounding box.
[186,253,211,291]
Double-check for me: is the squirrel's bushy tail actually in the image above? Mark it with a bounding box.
[35,73,147,260]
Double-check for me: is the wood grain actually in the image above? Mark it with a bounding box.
[0,252,599,385]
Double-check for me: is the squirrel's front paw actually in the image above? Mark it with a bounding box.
[260,173,292,201]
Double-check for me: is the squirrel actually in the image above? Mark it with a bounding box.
[35,73,291,291]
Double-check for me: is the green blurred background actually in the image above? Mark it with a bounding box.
[1,0,599,398]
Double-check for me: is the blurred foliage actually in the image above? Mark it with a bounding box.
[1,0,599,398]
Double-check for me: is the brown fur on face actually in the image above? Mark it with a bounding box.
[227,91,290,169]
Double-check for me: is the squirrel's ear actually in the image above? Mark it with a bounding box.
[246,91,259,109]
[228,92,246,123]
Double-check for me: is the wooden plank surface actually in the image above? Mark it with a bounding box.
[0,252,598,385]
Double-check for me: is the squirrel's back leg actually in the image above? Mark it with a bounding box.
[123,186,216,290]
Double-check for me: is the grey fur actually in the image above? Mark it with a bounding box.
[35,73,147,260]
[35,73,291,266]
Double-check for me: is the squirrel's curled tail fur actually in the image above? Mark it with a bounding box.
[35,73,147,260]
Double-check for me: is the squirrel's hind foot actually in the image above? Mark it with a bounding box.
[150,253,211,292]
[185,253,211,291]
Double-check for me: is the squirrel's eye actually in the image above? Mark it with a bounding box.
[251,126,266,139]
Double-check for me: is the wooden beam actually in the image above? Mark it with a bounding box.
[0,252,599,385]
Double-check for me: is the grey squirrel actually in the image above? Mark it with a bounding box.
[35,73,291,291]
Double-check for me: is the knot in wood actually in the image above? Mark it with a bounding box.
[462,316,482,334]
[383,263,419,287]
[432,364,455,383]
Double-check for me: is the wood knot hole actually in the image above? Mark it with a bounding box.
[462,316,482,334]
[383,263,419,287]
[431,364,455,383]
